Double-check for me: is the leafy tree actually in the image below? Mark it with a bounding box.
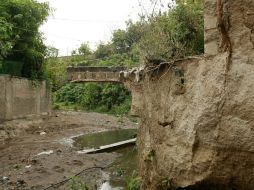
[0,0,50,78]
[111,21,145,55]
[137,0,204,62]
[78,43,92,56]
[125,20,146,49]
[44,55,78,92]
[71,50,77,56]
[112,29,130,54]
[94,43,113,59]
[46,46,59,58]
[0,18,13,59]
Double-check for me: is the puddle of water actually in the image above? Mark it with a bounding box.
[73,129,138,190]
[99,181,124,190]
[106,146,137,188]
[73,129,137,149]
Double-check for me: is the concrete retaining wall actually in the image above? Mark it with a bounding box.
[0,75,51,121]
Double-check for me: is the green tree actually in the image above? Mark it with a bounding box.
[46,46,59,58]
[0,0,50,78]
[112,29,130,54]
[0,18,13,59]
[78,43,92,56]
[138,0,204,62]
[94,43,113,59]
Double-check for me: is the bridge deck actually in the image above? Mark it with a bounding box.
[67,66,126,83]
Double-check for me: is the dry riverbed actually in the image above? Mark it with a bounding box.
[0,111,138,190]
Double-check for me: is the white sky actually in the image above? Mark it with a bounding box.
[38,0,170,56]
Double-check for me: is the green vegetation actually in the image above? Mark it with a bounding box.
[0,0,50,79]
[68,177,89,190]
[54,83,131,115]
[138,0,204,62]
[127,173,141,190]
[0,0,204,115]
[46,0,204,115]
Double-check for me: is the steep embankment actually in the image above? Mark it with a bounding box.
[124,0,254,189]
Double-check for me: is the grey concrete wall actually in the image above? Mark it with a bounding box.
[0,76,6,120]
[0,75,51,121]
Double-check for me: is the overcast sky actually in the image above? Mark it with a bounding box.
[38,0,170,56]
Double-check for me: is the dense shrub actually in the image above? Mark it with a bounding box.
[0,0,50,79]
[54,83,131,114]
[138,0,204,62]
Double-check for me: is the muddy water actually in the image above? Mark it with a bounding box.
[73,129,137,149]
[73,129,138,190]
[105,146,137,189]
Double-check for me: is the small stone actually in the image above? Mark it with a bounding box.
[3,176,9,181]
[16,179,26,187]
[25,165,31,169]
[56,149,62,154]
[31,159,38,164]
[36,150,53,156]
[13,165,21,170]
[0,176,9,183]
[7,181,13,186]
[40,131,46,135]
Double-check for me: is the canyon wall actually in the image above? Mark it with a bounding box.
[125,0,254,189]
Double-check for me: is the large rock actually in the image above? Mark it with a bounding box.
[124,0,254,189]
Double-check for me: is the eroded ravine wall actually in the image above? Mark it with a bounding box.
[125,0,254,189]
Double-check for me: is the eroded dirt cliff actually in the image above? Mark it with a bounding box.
[124,0,254,189]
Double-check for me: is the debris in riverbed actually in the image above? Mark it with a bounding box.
[0,176,9,183]
[100,181,124,190]
[16,179,26,187]
[40,131,47,135]
[36,150,53,156]
[25,165,31,169]
[77,138,136,154]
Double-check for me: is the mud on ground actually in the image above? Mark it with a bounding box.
[0,111,137,190]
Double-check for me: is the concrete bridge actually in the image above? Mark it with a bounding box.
[67,66,143,117]
[67,66,126,83]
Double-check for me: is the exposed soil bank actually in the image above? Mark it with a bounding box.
[123,1,254,189]
[0,111,137,190]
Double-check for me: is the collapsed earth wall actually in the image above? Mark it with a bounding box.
[124,0,254,189]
